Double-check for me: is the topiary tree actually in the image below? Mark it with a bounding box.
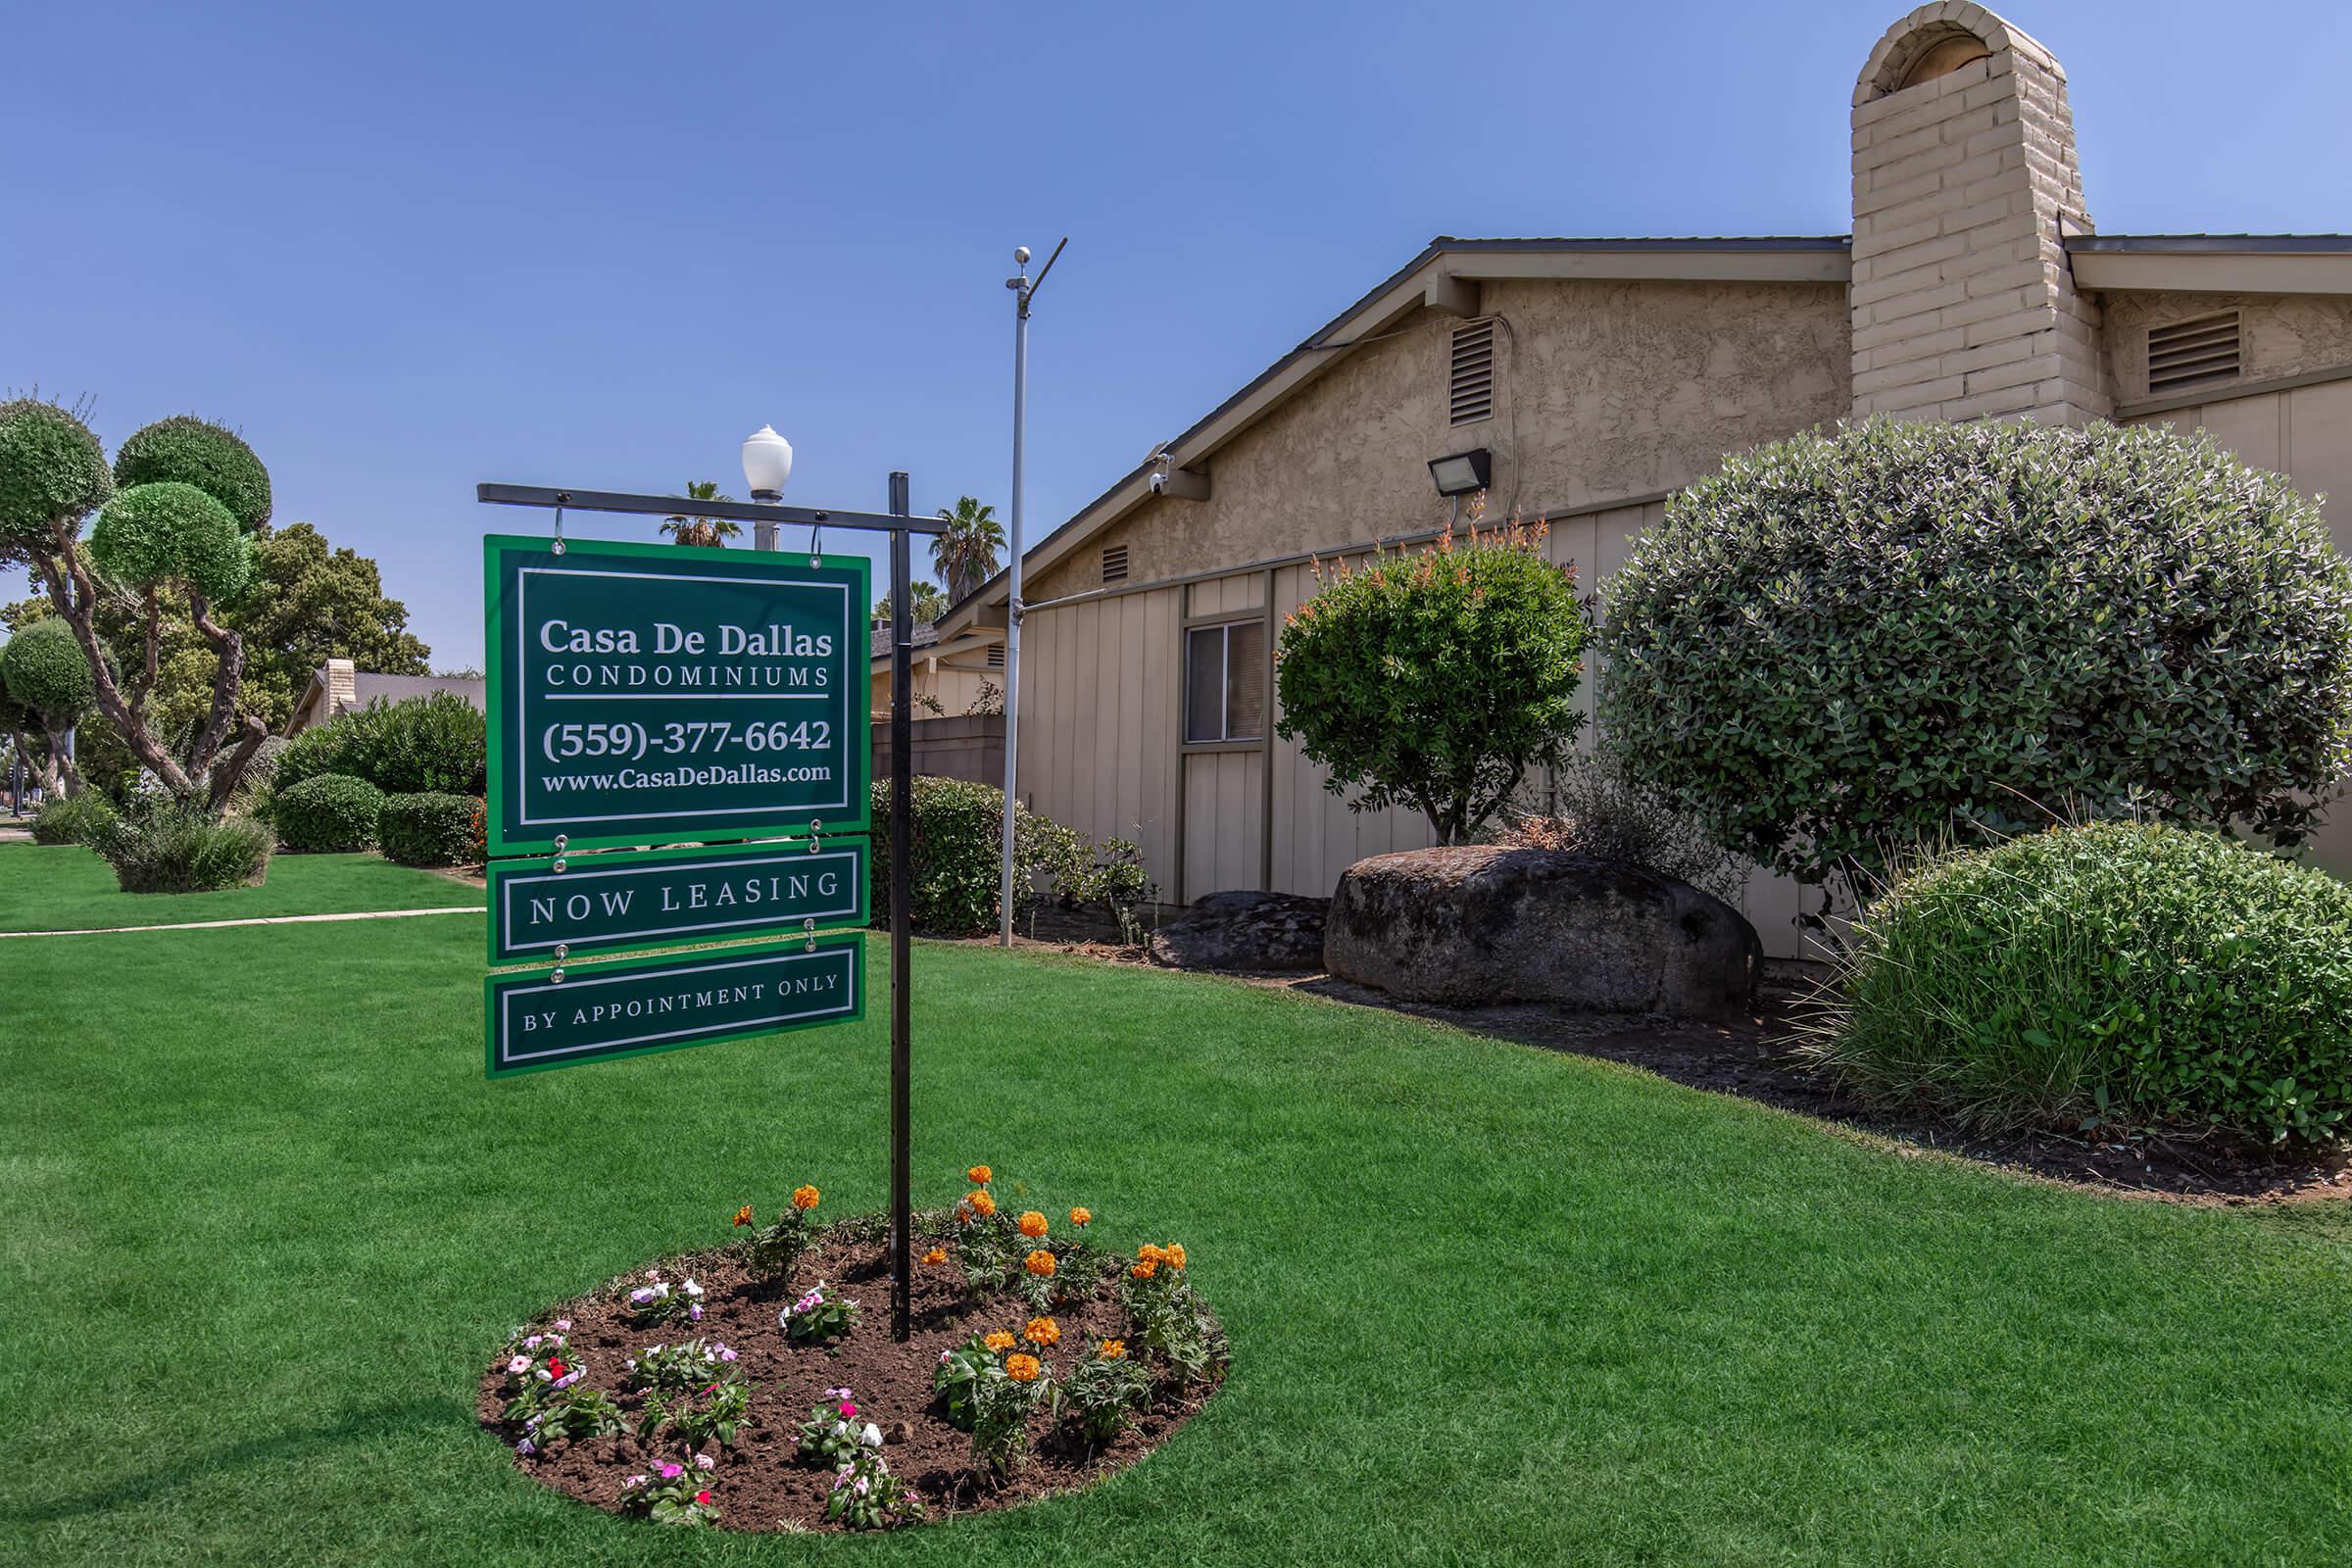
[0,617,97,793]
[0,400,277,813]
[1274,519,1588,844]
[1599,418,2352,899]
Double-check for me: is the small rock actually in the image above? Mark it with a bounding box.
[884,1420,910,1446]
[1146,890,1329,971]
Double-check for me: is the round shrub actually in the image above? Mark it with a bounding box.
[1599,419,2352,889]
[31,790,117,846]
[378,792,484,867]
[1275,520,1587,843]
[90,803,271,893]
[112,416,271,532]
[1812,821,2352,1146]
[274,772,384,853]
[1,617,97,723]
[89,480,253,600]
[0,399,112,550]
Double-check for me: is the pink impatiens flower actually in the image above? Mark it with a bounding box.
[658,1462,683,1481]
[693,1452,715,1472]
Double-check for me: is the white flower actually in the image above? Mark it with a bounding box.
[693,1452,715,1472]
[533,1368,552,1382]
[522,1335,541,1349]
[507,1356,530,1375]
[860,1423,882,1448]
[625,1474,648,1490]
[683,1278,704,1298]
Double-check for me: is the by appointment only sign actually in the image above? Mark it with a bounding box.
[483,536,870,855]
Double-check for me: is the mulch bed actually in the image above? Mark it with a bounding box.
[480,1228,1219,1532]
[956,917,2352,1206]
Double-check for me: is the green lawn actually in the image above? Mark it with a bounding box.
[4,867,2350,1565]
[0,844,477,932]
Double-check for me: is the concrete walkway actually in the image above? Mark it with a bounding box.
[0,906,480,939]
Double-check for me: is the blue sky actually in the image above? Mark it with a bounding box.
[5,0,2344,668]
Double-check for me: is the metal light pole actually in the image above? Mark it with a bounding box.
[998,238,1064,947]
[741,425,794,551]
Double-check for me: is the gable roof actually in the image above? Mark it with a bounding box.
[934,235,1851,637]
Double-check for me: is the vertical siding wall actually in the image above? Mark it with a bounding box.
[2125,377,2352,879]
[1007,508,1828,956]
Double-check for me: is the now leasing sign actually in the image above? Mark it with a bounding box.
[486,840,868,964]
[484,933,865,1077]
[483,536,870,855]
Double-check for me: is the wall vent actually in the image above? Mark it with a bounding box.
[2147,311,2241,396]
[1102,543,1129,584]
[986,644,1004,668]
[1448,321,1495,425]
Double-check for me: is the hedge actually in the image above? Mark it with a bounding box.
[274,772,384,854]
[92,805,271,893]
[378,792,484,867]
[31,791,117,846]
[275,692,485,798]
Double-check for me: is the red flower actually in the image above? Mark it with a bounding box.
[695,1490,712,1505]
[546,1358,566,1380]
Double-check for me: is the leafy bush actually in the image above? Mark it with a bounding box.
[31,790,117,846]
[1504,750,1748,905]
[89,802,271,893]
[276,693,485,797]
[1,617,96,724]
[866,776,1133,936]
[1600,419,2352,897]
[377,792,483,866]
[274,772,384,853]
[1808,821,2352,1146]
[1275,518,1588,843]
[111,415,272,532]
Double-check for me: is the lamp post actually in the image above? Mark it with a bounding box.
[740,425,795,552]
[998,237,1065,947]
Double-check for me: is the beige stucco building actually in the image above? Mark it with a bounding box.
[925,2,2352,957]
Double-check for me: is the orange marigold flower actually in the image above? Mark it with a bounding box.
[1024,1250,1055,1278]
[1024,1316,1060,1347]
[1005,1353,1041,1383]
[1165,1244,1187,1269]
[791,1184,820,1211]
[983,1330,1015,1352]
[1099,1339,1126,1360]
[1138,1244,1167,1265]
[966,1165,993,1185]
[968,1190,997,1218]
[731,1204,753,1227]
[922,1247,947,1266]
[1017,1210,1049,1239]
[1130,1260,1158,1280]
[1068,1206,1092,1227]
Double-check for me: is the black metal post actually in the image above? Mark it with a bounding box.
[888,471,913,1342]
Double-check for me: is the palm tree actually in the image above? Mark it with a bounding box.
[662,480,742,548]
[930,497,1004,603]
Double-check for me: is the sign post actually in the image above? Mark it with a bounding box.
[477,479,945,1340]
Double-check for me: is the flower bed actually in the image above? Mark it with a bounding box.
[478,1167,1227,1532]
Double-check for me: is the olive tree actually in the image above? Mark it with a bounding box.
[0,401,273,811]
[1274,520,1588,844]
[1598,418,2352,899]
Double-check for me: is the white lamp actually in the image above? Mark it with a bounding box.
[740,424,794,500]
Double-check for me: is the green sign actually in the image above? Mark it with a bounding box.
[483,535,870,855]
[486,839,868,964]
[484,933,865,1077]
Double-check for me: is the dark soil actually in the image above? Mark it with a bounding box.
[479,1228,1220,1533]
[956,918,2352,1207]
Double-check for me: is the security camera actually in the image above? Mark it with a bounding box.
[1148,471,1166,495]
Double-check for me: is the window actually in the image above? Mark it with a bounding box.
[1184,620,1265,744]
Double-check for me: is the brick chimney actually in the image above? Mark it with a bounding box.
[1849,3,2108,424]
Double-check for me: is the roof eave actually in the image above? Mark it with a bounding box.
[2068,234,2352,294]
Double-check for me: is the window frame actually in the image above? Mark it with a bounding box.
[1182,615,1267,749]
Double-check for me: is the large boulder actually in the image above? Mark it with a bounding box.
[1148,890,1329,971]
[1324,845,1759,1016]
